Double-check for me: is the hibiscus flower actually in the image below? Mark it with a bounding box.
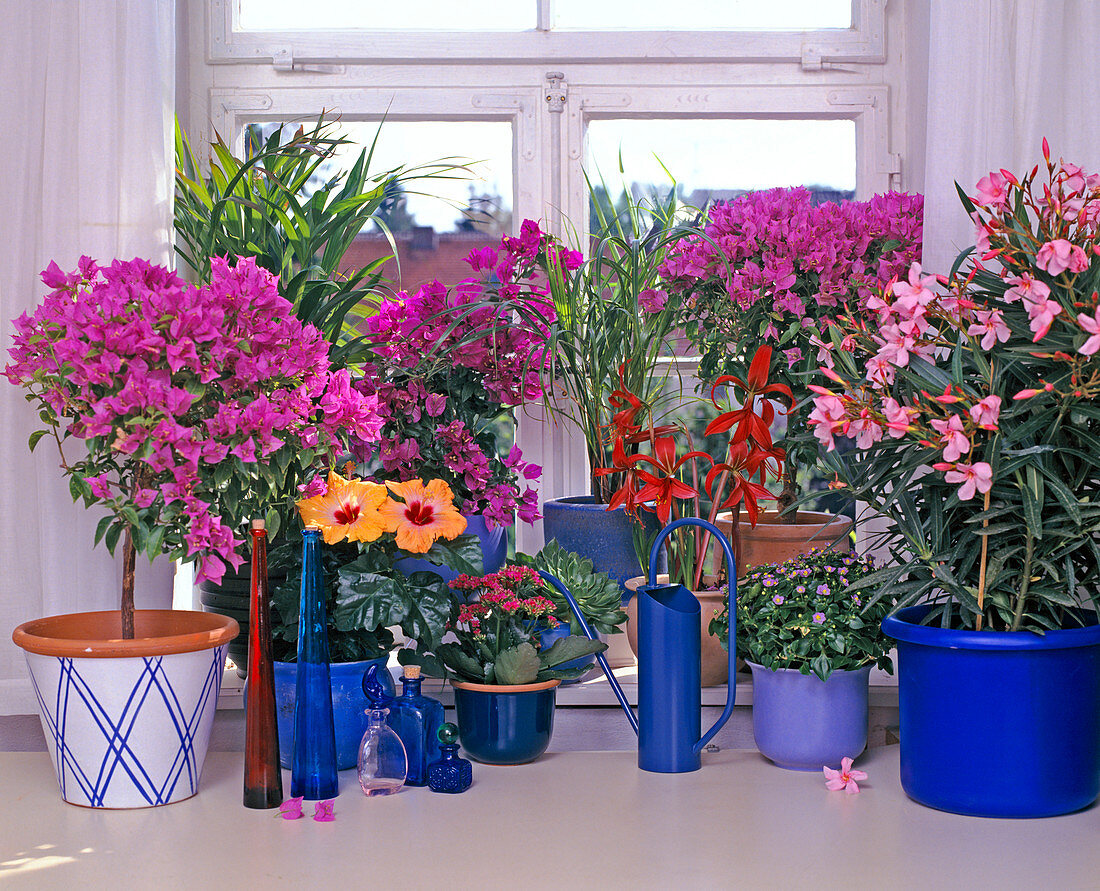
[296,470,389,545]
[381,479,467,553]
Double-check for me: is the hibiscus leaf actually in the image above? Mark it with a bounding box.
[422,534,482,575]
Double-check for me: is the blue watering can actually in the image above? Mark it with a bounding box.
[539,516,738,773]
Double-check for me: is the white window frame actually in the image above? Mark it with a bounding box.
[208,0,886,70]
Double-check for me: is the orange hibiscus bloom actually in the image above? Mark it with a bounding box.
[296,470,389,544]
[380,479,467,554]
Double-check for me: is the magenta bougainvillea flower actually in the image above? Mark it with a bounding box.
[5,256,382,585]
[313,800,335,822]
[277,796,305,819]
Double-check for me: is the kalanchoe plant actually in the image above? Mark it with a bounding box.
[514,540,627,636]
[4,257,380,638]
[662,187,924,514]
[597,344,791,588]
[807,141,1100,632]
[356,228,554,528]
[274,469,475,661]
[709,550,893,682]
[398,566,607,685]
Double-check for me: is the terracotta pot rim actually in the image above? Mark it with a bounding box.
[451,678,561,693]
[716,509,852,529]
[12,609,239,659]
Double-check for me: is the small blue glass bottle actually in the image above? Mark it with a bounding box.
[385,666,444,786]
[428,723,472,794]
[290,527,338,800]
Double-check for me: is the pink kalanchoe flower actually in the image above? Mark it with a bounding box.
[942,461,994,500]
[969,395,1002,429]
[1077,307,1100,356]
[1036,239,1088,276]
[930,414,971,462]
[824,757,867,794]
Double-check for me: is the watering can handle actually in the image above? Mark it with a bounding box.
[646,517,739,755]
[537,570,640,736]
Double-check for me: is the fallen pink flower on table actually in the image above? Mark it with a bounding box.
[314,800,336,822]
[824,757,867,794]
[278,796,304,820]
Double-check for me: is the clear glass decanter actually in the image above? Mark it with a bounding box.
[357,707,408,797]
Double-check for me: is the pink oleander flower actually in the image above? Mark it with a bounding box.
[969,395,1001,428]
[808,392,848,451]
[890,262,938,318]
[1077,306,1100,355]
[937,461,994,500]
[1036,239,1089,276]
[847,407,883,449]
[881,397,917,438]
[930,414,971,462]
[967,309,1010,350]
[975,171,1010,209]
[1023,294,1063,342]
[1003,273,1050,305]
[824,757,867,794]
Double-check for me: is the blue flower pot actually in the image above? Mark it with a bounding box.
[883,605,1100,818]
[274,657,395,771]
[747,661,871,770]
[542,496,665,600]
[452,680,559,764]
[395,513,507,584]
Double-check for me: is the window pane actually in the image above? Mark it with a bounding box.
[239,0,534,31]
[316,120,514,294]
[555,0,850,30]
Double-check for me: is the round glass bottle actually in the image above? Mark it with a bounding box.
[357,707,408,797]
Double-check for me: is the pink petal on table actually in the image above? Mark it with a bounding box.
[313,799,335,822]
[278,796,304,820]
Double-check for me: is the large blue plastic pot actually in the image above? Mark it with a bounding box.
[747,661,871,771]
[542,496,665,598]
[395,513,507,585]
[452,679,559,764]
[883,605,1100,817]
[274,657,395,771]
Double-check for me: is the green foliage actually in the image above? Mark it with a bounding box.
[539,176,699,500]
[710,550,893,681]
[515,540,626,635]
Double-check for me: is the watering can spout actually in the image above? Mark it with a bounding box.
[539,516,738,773]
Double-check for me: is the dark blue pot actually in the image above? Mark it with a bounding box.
[748,661,870,770]
[395,513,507,584]
[883,605,1100,817]
[542,496,665,600]
[538,622,596,685]
[274,657,395,771]
[452,680,558,764]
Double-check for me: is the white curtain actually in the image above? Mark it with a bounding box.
[0,0,176,714]
[922,0,1100,273]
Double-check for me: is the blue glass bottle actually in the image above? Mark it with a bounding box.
[386,666,444,786]
[428,723,472,794]
[290,527,338,800]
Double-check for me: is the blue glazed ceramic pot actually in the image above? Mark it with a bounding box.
[452,679,559,764]
[274,656,395,771]
[883,604,1100,818]
[542,496,665,598]
[748,661,871,771]
[395,513,507,584]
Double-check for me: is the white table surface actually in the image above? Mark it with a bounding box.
[1,746,1098,890]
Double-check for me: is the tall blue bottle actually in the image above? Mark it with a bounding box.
[290,527,338,800]
[386,666,444,786]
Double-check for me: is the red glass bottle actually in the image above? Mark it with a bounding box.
[243,519,283,808]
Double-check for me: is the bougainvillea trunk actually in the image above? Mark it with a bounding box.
[121,526,136,640]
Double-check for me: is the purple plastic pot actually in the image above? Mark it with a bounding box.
[748,661,871,771]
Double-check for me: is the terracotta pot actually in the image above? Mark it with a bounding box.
[714,510,852,577]
[12,609,239,808]
[624,576,730,687]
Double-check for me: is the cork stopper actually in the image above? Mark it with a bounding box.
[251,518,265,530]
[403,665,421,680]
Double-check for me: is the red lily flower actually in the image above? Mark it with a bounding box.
[596,436,644,515]
[705,441,777,527]
[705,345,793,450]
[627,436,713,525]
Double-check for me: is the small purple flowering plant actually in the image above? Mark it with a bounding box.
[710,549,893,681]
[355,222,559,529]
[5,256,381,634]
[663,188,924,511]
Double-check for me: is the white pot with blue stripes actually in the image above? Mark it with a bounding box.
[12,609,238,808]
